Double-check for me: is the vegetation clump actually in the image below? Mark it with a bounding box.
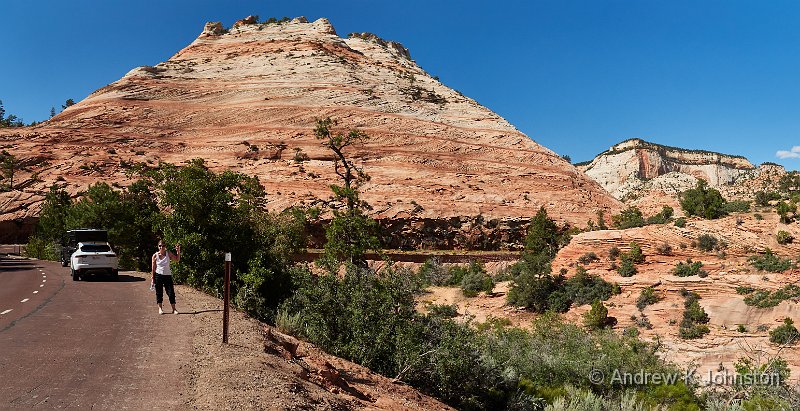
[740,284,800,308]
[678,291,710,339]
[776,230,793,245]
[695,234,719,252]
[748,249,794,273]
[769,318,800,345]
[672,259,708,278]
[680,180,727,219]
[636,287,661,310]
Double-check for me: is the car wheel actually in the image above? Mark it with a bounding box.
[72,268,79,281]
[111,269,119,280]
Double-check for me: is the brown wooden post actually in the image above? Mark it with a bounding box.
[223,252,231,343]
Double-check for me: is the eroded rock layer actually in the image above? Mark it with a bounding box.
[0,17,620,245]
[578,138,784,200]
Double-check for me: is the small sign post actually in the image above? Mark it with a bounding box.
[223,252,231,344]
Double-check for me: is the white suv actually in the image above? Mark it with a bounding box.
[70,241,119,281]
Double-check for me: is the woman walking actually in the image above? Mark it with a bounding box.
[152,239,181,315]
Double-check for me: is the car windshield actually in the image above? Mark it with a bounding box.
[81,244,111,253]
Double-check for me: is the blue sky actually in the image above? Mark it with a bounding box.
[3,1,799,169]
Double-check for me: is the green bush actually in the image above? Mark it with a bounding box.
[679,292,710,340]
[24,235,60,260]
[776,230,793,245]
[645,205,674,225]
[617,257,637,277]
[459,261,493,297]
[674,217,687,228]
[612,206,646,229]
[577,252,599,265]
[427,303,459,318]
[748,249,794,273]
[724,200,751,213]
[742,284,800,308]
[769,318,800,345]
[696,234,719,252]
[627,242,645,263]
[418,257,449,286]
[508,266,616,313]
[636,287,660,310]
[777,201,797,224]
[673,259,708,277]
[680,180,727,219]
[755,191,781,206]
[608,246,620,260]
[583,300,609,330]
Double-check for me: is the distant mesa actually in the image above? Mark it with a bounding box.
[578,138,786,200]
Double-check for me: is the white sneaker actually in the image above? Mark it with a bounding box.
[172,309,179,315]
[158,307,164,315]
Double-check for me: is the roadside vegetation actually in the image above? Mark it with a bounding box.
[24,119,800,409]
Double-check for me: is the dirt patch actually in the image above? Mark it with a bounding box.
[159,272,451,410]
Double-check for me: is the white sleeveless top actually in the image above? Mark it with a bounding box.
[155,253,172,276]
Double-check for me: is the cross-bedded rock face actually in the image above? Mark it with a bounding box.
[0,17,621,245]
[578,138,786,200]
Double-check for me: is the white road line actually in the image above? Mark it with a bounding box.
[39,284,44,288]
[20,299,29,303]
[0,310,11,315]
[42,279,46,282]
[33,291,39,294]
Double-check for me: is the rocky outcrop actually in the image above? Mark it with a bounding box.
[0,16,621,246]
[577,138,779,200]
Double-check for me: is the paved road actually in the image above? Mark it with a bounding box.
[0,255,191,409]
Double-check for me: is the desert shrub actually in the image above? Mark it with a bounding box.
[23,235,60,260]
[656,242,673,255]
[645,205,674,225]
[617,257,637,277]
[674,217,687,228]
[737,324,747,333]
[673,259,708,277]
[508,266,616,313]
[560,266,618,307]
[776,230,793,245]
[608,246,620,260]
[275,306,304,335]
[769,318,800,345]
[680,180,727,219]
[696,234,719,252]
[418,257,449,286]
[626,242,645,263]
[742,284,800,308]
[612,206,645,229]
[777,201,797,224]
[427,303,459,318]
[679,292,710,340]
[459,261,493,297]
[748,249,793,273]
[755,191,781,206]
[636,287,661,310]
[636,314,653,329]
[736,286,755,295]
[577,252,599,265]
[754,213,763,221]
[679,323,710,340]
[724,200,751,213]
[583,300,609,330]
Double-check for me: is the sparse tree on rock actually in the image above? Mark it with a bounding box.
[314,117,380,269]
